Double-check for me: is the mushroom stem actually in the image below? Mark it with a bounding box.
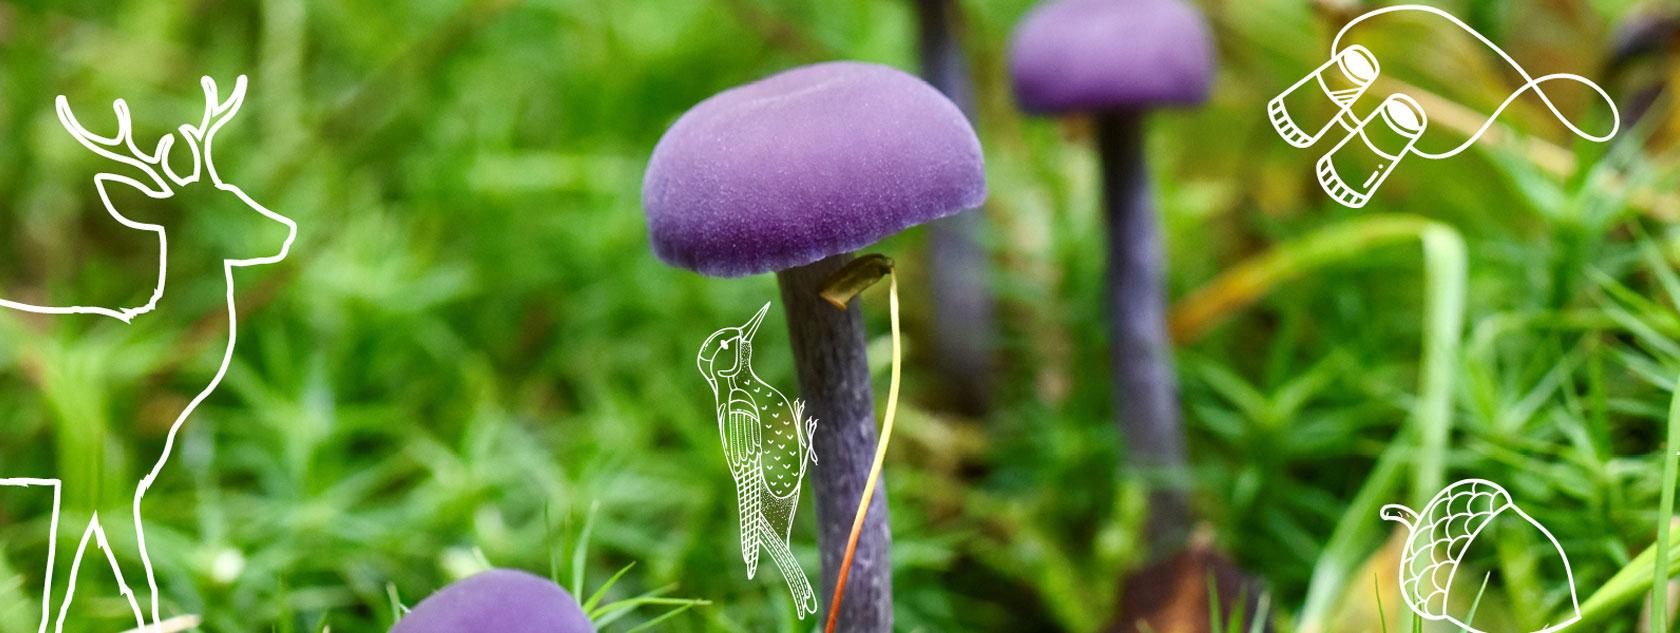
[1096,112,1190,558]
[915,0,995,413]
[777,253,893,631]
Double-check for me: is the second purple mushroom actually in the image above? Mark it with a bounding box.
[1009,0,1215,558]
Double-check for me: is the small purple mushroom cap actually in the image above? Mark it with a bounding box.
[391,569,594,633]
[643,61,986,277]
[1008,0,1215,114]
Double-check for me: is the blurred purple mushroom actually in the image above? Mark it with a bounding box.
[913,0,996,413]
[1008,0,1213,557]
[643,61,986,630]
[1010,2,1270,629]
[390,569,593,633]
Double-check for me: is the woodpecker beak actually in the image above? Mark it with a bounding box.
[741,301,770,343]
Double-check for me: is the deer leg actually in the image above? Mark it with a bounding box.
[130,488,161,628]
[54,513,144,633]
[59,484,168,631]
[0,478,62,633]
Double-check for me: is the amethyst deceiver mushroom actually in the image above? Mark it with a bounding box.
[913,0,997,413]
[390,569,593,633]
[643,60,985,631]
[1009,0,1214,557]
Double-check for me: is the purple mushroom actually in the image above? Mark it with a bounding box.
[643,61,985,630]
[1009,0,1214,557]
[913,0,996,413]
[390,569,593,633]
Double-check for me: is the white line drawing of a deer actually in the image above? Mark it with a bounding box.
[0,75,296,633]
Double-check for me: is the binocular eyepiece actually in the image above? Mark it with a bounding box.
[1268,45,1381,148]
[1315,94,1427,208]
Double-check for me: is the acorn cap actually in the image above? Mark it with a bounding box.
[1008,0,1216,114]
[391,569,594,633]
[642,61,987,277]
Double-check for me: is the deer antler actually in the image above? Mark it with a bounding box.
[175,75,248,186]
[55,94,175,194]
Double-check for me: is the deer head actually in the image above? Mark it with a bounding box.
[49,75,297,321]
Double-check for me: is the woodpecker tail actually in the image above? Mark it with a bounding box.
[757,515,818,619]
[734,473,761,576]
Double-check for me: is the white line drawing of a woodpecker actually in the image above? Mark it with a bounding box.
[697,302,820,618]
[0,75,297,633]
[1267,4,1620,208]
[1381,478,1581,633]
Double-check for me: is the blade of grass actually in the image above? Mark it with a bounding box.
[1463,571,1491,629]
[591,584,674,622]
[1300,442,1405,630]
[1245,593,1271,633]
[1416,223,1466,500]
[1640,237,1680,313]
[1574,534,1680,625]
[595,597,710,628]
[1206,571,1222,631]
[1224,585,1250,633]
[621,599,711,633]
[1652,374,1680,633]
[547,503,559,584]
[1375,575,1389,633]
[387,583,405,622]
[583,562,637,613]
[572,501,599,599]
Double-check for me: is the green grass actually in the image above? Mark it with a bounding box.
[0,0,1676,630]
[1654,377,1680,632]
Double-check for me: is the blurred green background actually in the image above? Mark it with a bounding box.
[1,0,1678,630]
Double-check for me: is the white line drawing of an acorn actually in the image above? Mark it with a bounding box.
[1380,478,1581,633]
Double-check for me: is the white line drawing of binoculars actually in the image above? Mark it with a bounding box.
[1269,43,1429,208]
[1265,4,1620,209]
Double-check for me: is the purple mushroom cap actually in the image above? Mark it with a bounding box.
[391,569,594,633]
[642,61,986,277]
[1008,0,1215,114]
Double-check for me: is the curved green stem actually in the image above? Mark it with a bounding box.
[1169,215,1465,629]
